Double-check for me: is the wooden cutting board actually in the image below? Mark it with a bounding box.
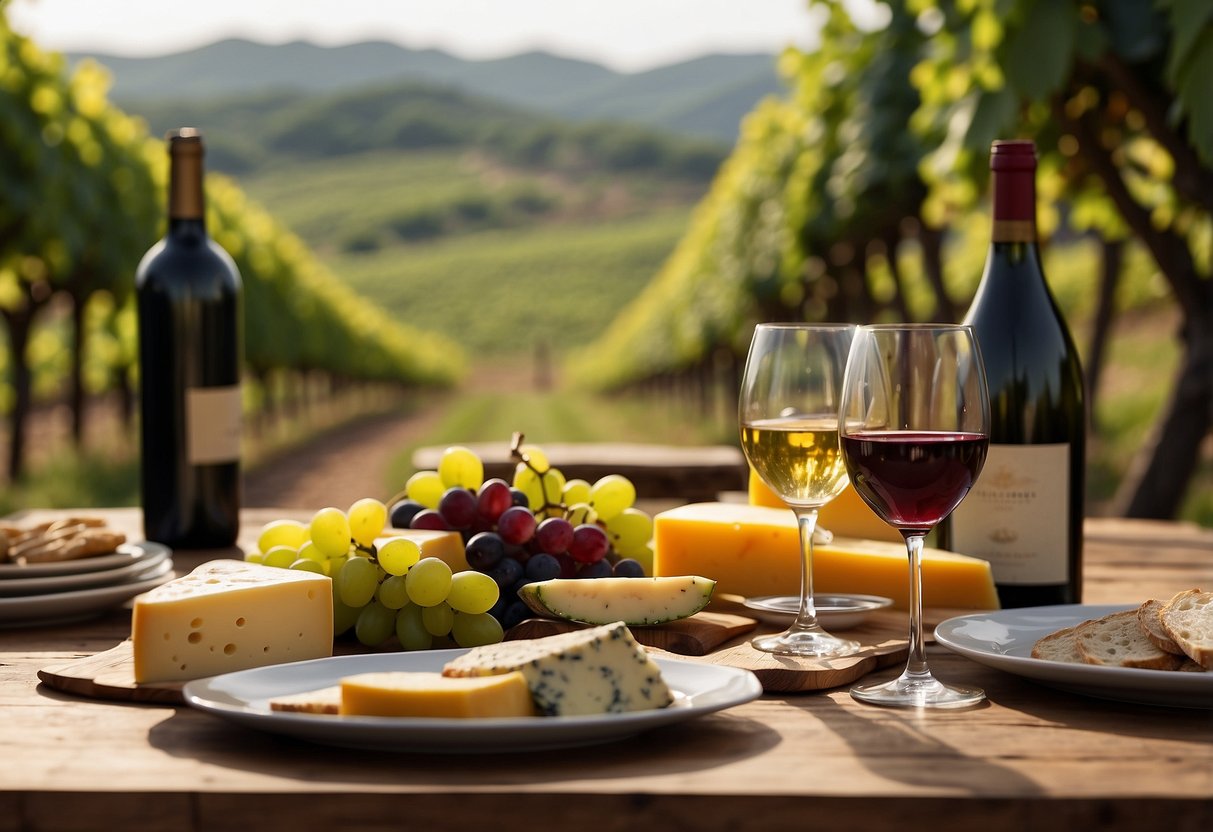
[38,640,185,704]
[504,611,758,655]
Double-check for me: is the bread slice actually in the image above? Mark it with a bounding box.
[268,685,341,714]
[1159,589,1213,670]
[1031,624,1084,664]
[1074,610,1187,670]
[1137,598,1186,655]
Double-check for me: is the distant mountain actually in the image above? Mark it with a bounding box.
[68,39,784,143]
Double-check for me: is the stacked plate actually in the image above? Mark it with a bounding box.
[0,541,173,627]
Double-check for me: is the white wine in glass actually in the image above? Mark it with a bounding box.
[739,323,860,658]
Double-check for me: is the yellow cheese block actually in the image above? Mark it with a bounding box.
[379,529,468,572]
[339,671,536,718]
[747,467,902,544]
[132,560,333,683]
[653,502,999,610]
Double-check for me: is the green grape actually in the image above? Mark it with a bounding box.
[446,570,499,615]
[257,519,310,554]
[297,540,326,564]
[348,497,387,547]
[451,612,505,648]
[328,554,349,577]
[514,464,566,510]
[244,551,264,565]
[406,470,445,509]
[377,574,410,609]
[405,557,453,607]
[590,474,636,521]
[605,507,654,556]
[310,507,352,558]
[421,601,455,636]
[261,545,298,569]
[395,603,434,651]
[377,537,422,576]
[562,478,592,506]
[518,444,550,472]
[438,446,485,490]
[355,601,397,647]
[333,587,361,636]
[565,502,599,526]
[336,555,379,608]
[289,558,326,575]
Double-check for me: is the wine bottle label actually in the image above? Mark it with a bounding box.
[186,385,242,465]
[949,443,1069,584]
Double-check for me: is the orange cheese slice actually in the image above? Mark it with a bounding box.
[339,671,536,718]
[378,529,469,572]
[653,502,999,610]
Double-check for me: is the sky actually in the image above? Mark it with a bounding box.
[5,0,833,72]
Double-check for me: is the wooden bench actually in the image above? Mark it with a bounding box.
[412,442,747,502]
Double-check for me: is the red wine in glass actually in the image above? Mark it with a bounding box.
[842,432,988,534]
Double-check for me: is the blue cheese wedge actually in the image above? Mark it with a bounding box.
[441,621,673,716]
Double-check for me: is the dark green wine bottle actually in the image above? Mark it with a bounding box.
[946,140,1086,607]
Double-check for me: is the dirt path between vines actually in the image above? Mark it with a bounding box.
[242,362,534,511]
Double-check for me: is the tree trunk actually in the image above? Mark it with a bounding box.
[70,291,86,447]
[881,230,913,321]
[3,306,35,481]
[1084,237,1123,432]
[917,222,958,321]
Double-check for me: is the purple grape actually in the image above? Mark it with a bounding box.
[509,577,532,598]
[410,509,451,531]
[568,524,609,564]
[497,506,537,545]
[388,499,425,529]
[534,517,574,555]
[476,478,513,523]
[509,488,530,507]
[525,552,562,582]
[556,553,578,579]
[501,601,531,630]
[577,559,613,579]
[487,594,509,623]
[487,556,524,588]
[438,487,478,529]
[465,531,505,571]
[613,558,646,578]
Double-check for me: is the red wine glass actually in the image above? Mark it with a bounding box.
[839,324,990,707]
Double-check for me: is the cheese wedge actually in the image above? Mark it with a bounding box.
[748,468,902,544]
[132,560,333,683]
[653,502,999,610]
[378,529,468,572]
[518,576,715,625]
[339,671,536,718]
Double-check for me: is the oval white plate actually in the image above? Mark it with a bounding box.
[0,559,173,627]
[183,651,763,753]
[0,545,170,596]
[0,540,169,579]
[743,594,893,629]
[934,604,1213,709]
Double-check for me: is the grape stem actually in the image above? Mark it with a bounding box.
[510,431,565,517]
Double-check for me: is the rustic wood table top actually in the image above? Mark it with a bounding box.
[2,507,1211,832]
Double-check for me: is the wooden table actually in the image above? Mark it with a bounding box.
[2,508,1211,832]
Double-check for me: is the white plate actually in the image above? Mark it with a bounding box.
[934,604,1213,709]
[0,541,168,579]
[743,594,894,629]
[0,560,174,627]
[183,651,764,753]
[0,545,170,596]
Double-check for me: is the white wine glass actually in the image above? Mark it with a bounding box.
[839,324,990,707]
[738,323,860,657]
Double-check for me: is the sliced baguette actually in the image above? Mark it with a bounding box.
[268,685,342,714]
[1031,624,1084,664]
[1136,598,1186,655]
[1074,610,1187,670]
[1159,589,1213,671]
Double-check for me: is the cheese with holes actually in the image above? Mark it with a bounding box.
[132,559,333,683]
[654,502,999,610]
[748,468,903,543]
[339,671,536,718]
[378,529,469,572]
[442,621,672,715]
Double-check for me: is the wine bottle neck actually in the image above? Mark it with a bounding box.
[989,139,1037,244]
[167,130,206,225]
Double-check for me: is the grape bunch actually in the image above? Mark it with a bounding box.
[249,498,504,651]
[388,439,655,631]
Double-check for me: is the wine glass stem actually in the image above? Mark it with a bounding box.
[904,532,928,677]
[792,508,821,630]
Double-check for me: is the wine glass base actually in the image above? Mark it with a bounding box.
[751,628,861,658]
[850,673,985,709]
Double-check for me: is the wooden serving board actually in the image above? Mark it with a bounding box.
[505,611,759,656]
[38,640,186,704]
